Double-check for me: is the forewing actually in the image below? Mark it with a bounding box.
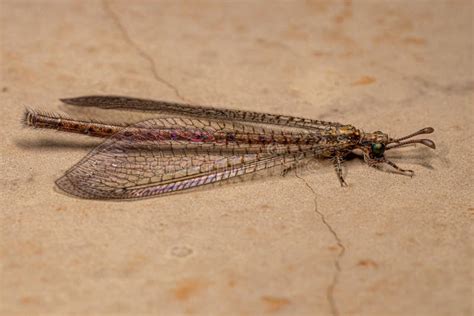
[61,95,343,130]
[56,119,304,199]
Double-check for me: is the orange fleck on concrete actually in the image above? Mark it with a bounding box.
[173,279,208,301]
[20,296,40,305]
[21,241,43,256]
[333,0,353,24]
[312,50,332,58]
[352,76,376,86]
[122,254,148,275]
[403,36,427,45]
[261,296,291,312]
[227,279,236,288]
[282,24,309,41]
[328,245,341,252]
[357,259,379,268]
[245,226,258,236]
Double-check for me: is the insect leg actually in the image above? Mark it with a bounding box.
[364,153,415,177]
[384,159,415,177]
[280,151,311,176]
[334,156,348,187]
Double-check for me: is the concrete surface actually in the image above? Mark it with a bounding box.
[1,0,472,315]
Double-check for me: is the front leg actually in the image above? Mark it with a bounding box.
[333,155,348,187]
[384,159,414,177]
[364,154,415,177]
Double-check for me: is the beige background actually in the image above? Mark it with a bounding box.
[1,1,472,315]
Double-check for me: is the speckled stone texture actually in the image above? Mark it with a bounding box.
[1,1,472,315]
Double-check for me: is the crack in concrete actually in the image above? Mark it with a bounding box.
[295,173,345,316]
[102,0,188,102]
[102,3,346,313]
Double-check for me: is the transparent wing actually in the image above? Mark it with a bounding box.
[56,119,310,200]
[61,95,344,130]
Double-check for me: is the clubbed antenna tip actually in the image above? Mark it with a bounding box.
[420,139,436,149]
[387,127,436,150]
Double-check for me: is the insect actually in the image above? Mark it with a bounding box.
[23,95,436,200]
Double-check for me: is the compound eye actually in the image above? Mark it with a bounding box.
[371,143,385,158]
